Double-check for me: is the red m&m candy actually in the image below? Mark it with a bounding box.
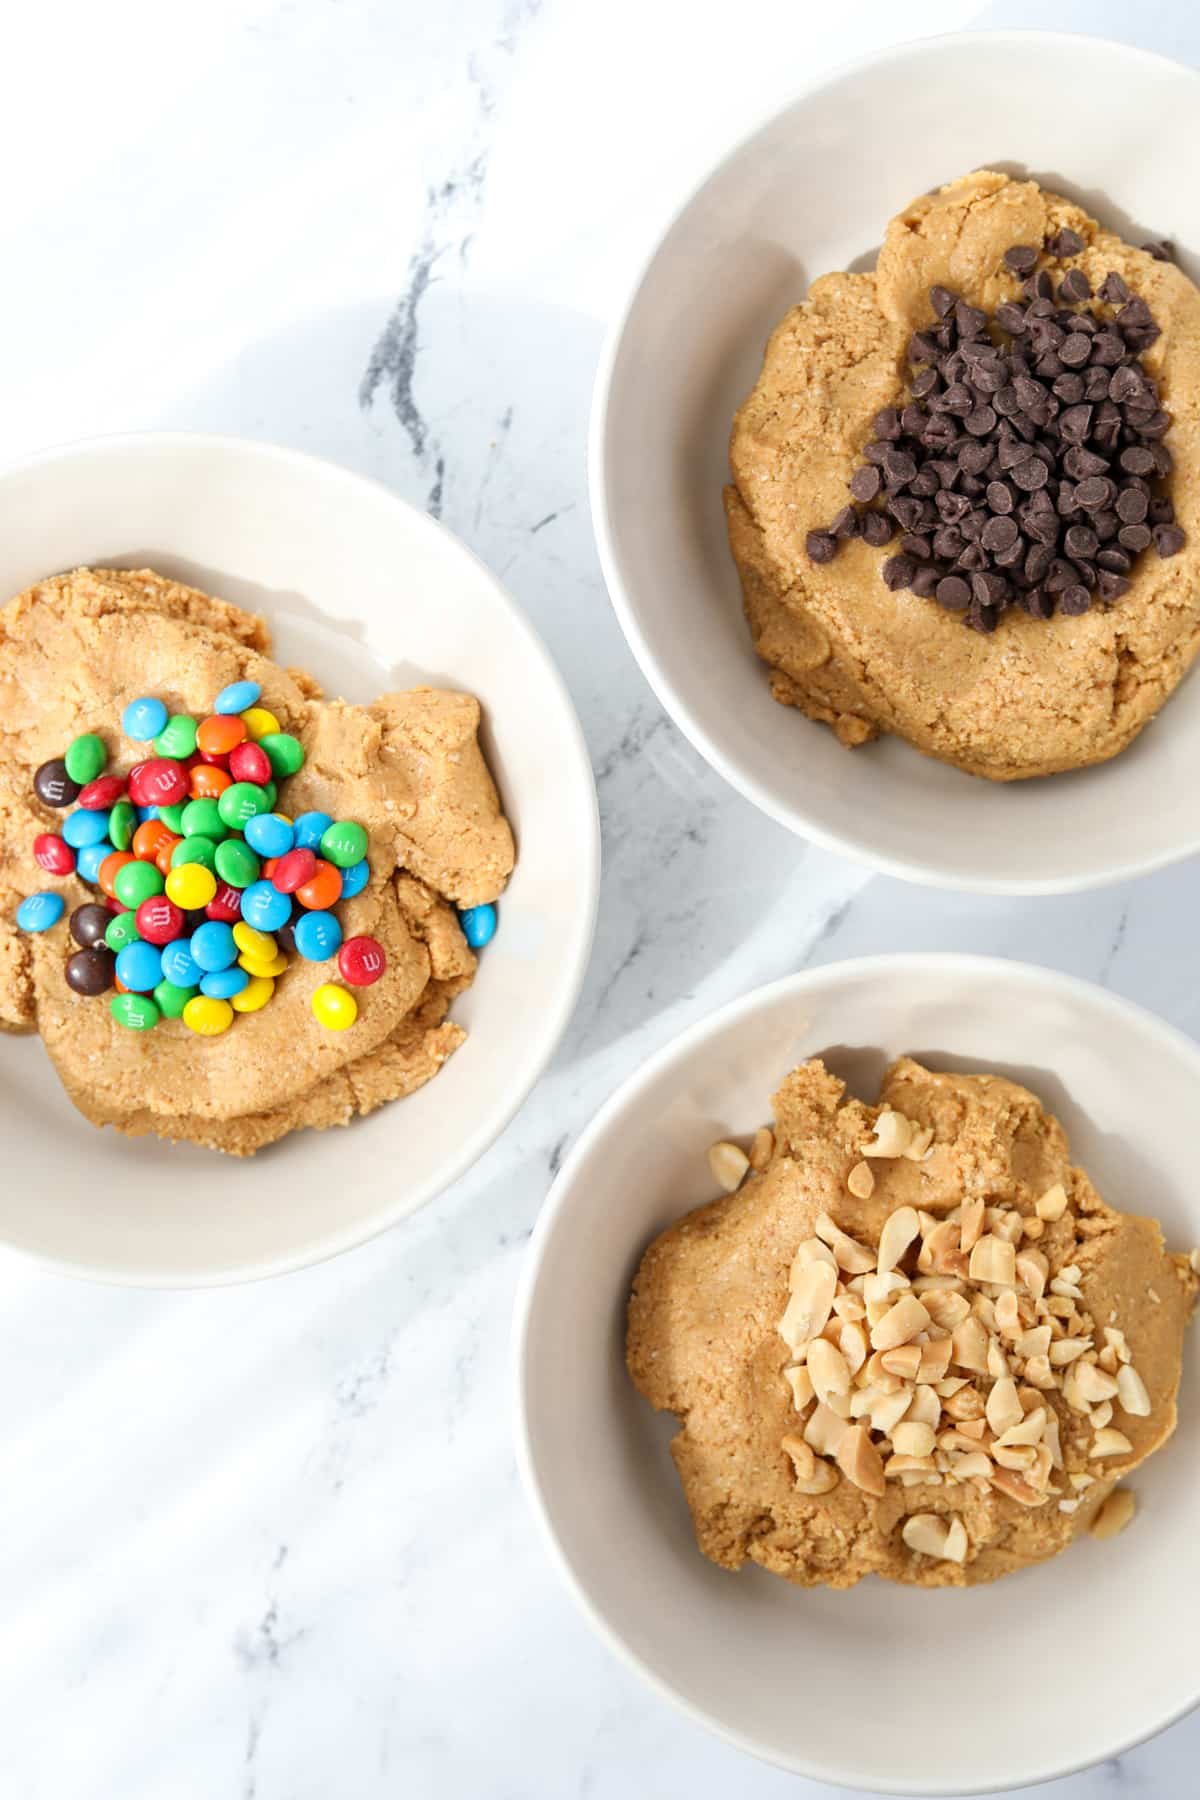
[206,881,243,923]
[228,741,272,785]
[272,847,317,894]
[129,759,188,807]
[77,774,126,811]
[136,896,185,945]
[338,936,386,986]
[34,833,75,876]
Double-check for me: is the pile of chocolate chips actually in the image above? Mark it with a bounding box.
[807,231,1185,633]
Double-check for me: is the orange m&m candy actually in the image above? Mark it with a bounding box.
[196,714,246,759]
[98,851,135,898]
[189,763,233,800]
[295,858,342,910]
[154,833,184,876]
[132,819,174,863]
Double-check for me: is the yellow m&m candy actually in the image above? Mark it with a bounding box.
[231,975,275,1013]
[165,863,218,910]
[182,995,234,1036]
[238,950,289,979]
[233,922,276,962]
[311,983,357,1030]
[240,706,281,742]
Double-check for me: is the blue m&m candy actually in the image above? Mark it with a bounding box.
[244,811,294,859]
[294,909,342,962]
[121,696,169,742]
[116,939,164,992]
[16,892,65,933]
[459,903,496,949]
[136,805,159,825]
[292,810,332,852]
[161,938,202,988]
[190,920,238,972]
[339,858,369,900]
[200,966,249,999]
[63,808,112,849]
[76,842,109,884]
[215,679,262,715]
[241,879,292,933]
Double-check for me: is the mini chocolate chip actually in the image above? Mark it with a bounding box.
[1118,445,1156,476]
[1047,228,1085,258]
[936,574,971,611]
[1115,487,1149,524]
[33,757,82,809]
[1045,559,1075,593]
[1097,547,1133,574]
[1097,271,1130,305]
[929,284,958,317]
[889,496,925,531]
[993,535,1026,569]
[1059,268,1092,303]
[1118,523,1153,553]
[1092,510,1119,542]
[861,511,894,547]
[1124,324,1162,354]
[910,564,940,598]
[1058,333,1091,368]
[1151,443,1174,478]
[65,946,115,998]
[1097,570,1132,602]
[911,367,940,399]
[1155,523,1186,558]
[967,598,999,634]
[1025,541,1055,582]
[985,481,1015,515]
[1083,366,1113,400]
[1090,331,1126,367]
[1004,245,1039,276]
[1073,476,1113,511]
[831,505,860,538]
[1060,585,1092,615]
[863,440,890,466]
[932,525,965,559]
[1034,353,1064,381]
[955,301,988,340]
[1024,271,1055,302]
[873,407,902,441]
[1064,524,1099,560]
[970,571,1007,606]
[1141,240,1173,263]
[883,449,918,488]
[1011,457,1050,493]
[995,302,1028,335]
[901,403,927,436]
[935,490,970,523]
[964,404,997,437]
[957,542,989,572]
[900,533,932,559]
[908,468,939,497]
[806,530,837,564]
[1109,364,1145,404]
[957,440,993,475]
[1055,403,1092,444]
[1116,296,1154,332]
[927,459,960,490]
[1149,497,1176,526]
[981,514,1018,552]
[69,903,111,948]
[908,331,940,364]
[1138,408,1171,439]
[1024,588,1055,619]
[849,467,881,508]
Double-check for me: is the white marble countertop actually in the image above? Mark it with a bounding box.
[2,2,1198,1795]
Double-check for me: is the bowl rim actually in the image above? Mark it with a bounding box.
[588,28,1200,898]
[513,951,1200,1792]
[1,429,601,1288]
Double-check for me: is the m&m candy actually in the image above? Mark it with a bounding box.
[105,912,142,954]
[63,808,112,849]
[78,774,126,811]
[182,995,234,1036]
[17,892,65,933]
[122,696,169,741]
[165,864,218,911]
[171,835,218,873]
[338,936,386,986]
[190,920,238,972]
[196,713,245,759]
[136,896,185,945]
[295,860,342,911]
[339,858,370,901]
[240,705,280,741]
[292,811,331,851]
[181,798,227,841]
[311,983,357,1030]
[111,992,160,1031]
[189,763,232,800]
[129,759,188,807]
[34,758,81,808]
[64,733,107,785]
[294,909,342,962]
[154,715,198,759]
[154,979,197,1019]
[113,860,164,910]
[218,781,270,831]
[459,903,497,949]
[133,819,175,862]
[258,732,304,779]
[244,812,293,859]
[34,833,75,876]
[115,940,164,993]
[66,946,115,996]
[232,922,276,963]
[215,838,260,888]
[241,879,292,933]
[228,742,272,786]
[215,679,261,715]
[70,903,111,948]
[200,966,249,999]
[232,974,275,1013]
[239,949,288,979]
[320,820,368,869]
[107,799,137,851]
[206,882,243,923]
[272,847,317,893]
[162,938,202,987]
[98,851,135,896]
[76,843,109,884]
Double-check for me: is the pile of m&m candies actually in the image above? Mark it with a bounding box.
[20,680,390,1036]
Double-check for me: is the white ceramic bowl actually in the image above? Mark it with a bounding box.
[0,433,598,1285]
[515,954,1200,1792]
[592,33,1200,894]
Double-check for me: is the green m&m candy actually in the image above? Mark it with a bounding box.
[320,820,368,869]
[181,797,228,841]
[171,834,218,872]
[258,732,304,779]
[159,801,188,836]
[113,859,165,910]
[105,911,142,954]
[154,715,198,759]
[214,838,260,888]
[263,779,278,810]
[110,991,161,1031]
[153,979,197,1020]
[107,799,137,852]
[218,781,270,830]
[64,732,107,785]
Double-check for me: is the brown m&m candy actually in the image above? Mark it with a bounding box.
[69,903,112,948]
[34,758,81,809]
[65,946,116,997]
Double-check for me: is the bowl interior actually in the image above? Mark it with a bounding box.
[595,33,1200,892]
[0,436,597,1283]
[517,956,1200,1792]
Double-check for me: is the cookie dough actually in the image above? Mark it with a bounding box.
[0,567,515,1153]
[627,1057,1197,1588]
[726,170,1200,779]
